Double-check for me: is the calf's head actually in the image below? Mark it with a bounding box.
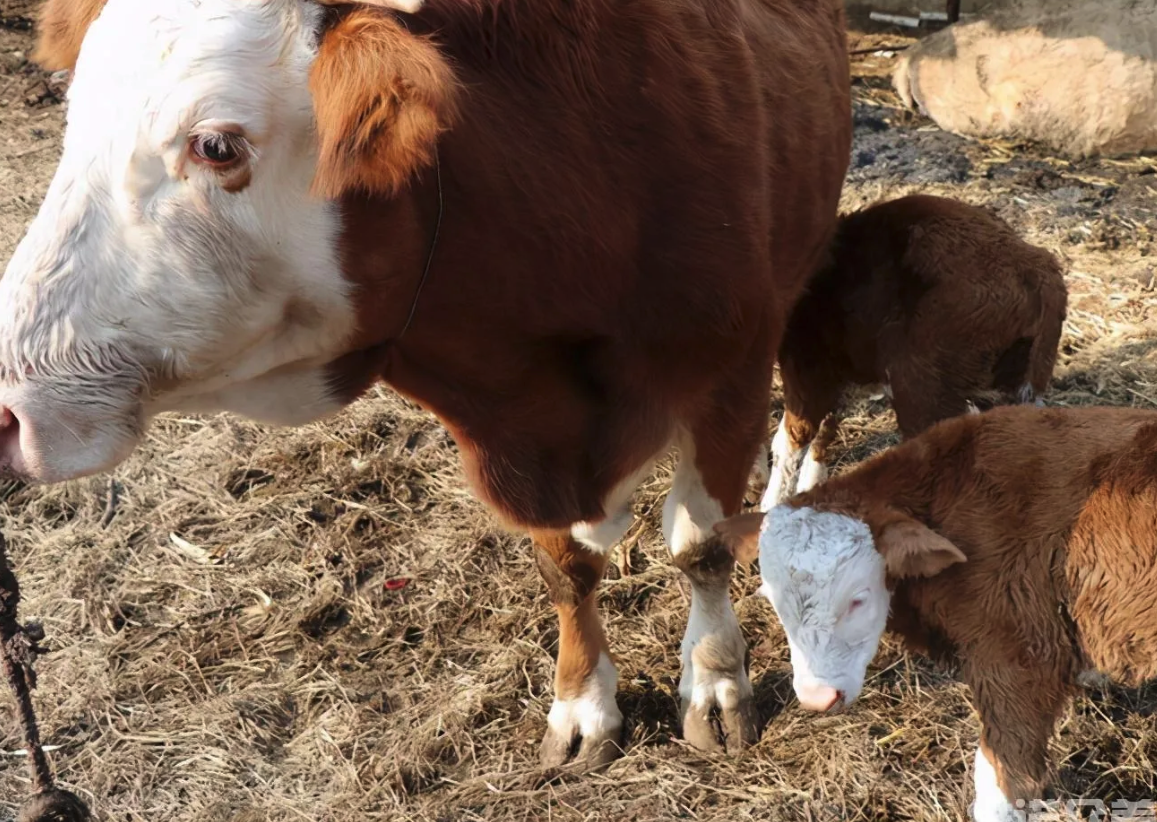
[717,504,966,713]
[0,0,453,482]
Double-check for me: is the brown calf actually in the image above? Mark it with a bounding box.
[763,194,1067,510]
[726,404,1157,821]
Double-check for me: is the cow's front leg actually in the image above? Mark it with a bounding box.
[534,531,621,770]
[665,433,761,754]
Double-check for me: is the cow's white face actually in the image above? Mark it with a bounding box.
[0,0,364,482]
[758,505,890,712]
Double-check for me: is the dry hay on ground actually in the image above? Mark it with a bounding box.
[3,18,1157,822]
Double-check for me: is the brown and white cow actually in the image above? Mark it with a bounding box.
[1,0,851,767]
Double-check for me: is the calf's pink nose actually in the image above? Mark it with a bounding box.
[797,683,843,712]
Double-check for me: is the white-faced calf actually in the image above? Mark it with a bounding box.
[764,194,1068,509]
[717,404,1157,822]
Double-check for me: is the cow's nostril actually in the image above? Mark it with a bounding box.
[0,407,25,477]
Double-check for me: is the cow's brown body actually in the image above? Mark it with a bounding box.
[29,0,852,765]
[327,0,852,533]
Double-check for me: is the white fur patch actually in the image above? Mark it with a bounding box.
[383,0,424,11]
[759,505,889,707]
[663,437,724,557]
[571,459,656,554]
[796,446,829,495]
[761,416,806,512]
[546,652,621,743]
[972,746,1023,822]
[680,592,753,710]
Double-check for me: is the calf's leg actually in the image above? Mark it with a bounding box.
[888,361,975,439]
[534,458,655,769]
[762,407,836,510]
[796,414,839,496]
[764,358,840,510]
[534,532,621,769]
[967,666,1069,822]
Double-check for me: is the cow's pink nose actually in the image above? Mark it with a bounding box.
[797,683,843,712]
[0,407,25,476]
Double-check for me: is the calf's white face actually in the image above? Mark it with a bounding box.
[0,0,359,483]
[720,502,968,714]
[759,505,890,711]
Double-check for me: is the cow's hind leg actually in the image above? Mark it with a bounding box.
[666,406,765,753]
[534,531,622,770]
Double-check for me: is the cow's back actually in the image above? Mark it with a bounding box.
[743,0,852,332]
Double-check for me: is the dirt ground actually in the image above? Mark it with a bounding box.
[2,12,1157,822]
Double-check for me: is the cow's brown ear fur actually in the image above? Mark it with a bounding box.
[32,0,107,72]
[873,511,966,579]
[310,7,457,200]
[712,512,765,566]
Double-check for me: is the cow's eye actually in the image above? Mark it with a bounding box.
[189,131,247,168]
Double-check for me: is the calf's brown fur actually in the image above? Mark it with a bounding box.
[768,194,1067,507]
[788,404,1157,809]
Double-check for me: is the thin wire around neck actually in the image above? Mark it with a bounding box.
[398,149,444,341]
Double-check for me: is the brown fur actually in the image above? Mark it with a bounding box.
[309,7,459,199]
[714,512,766,566]
[31,0,107,72]
[777,194,1068,457]
[792,404,1157,807]
[316,0,850,763]
[671,531,737,587]
[35,0,852,762]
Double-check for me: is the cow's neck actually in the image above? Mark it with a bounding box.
[324,166,443,405]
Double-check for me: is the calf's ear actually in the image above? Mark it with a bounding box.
[712,512,766,566]
[33,0,107,72]
[874,512,966,579]
[310,6,457,199]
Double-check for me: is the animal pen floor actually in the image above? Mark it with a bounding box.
[2,14,1157,822]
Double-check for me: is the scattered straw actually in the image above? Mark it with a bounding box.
[0,21,1156,822]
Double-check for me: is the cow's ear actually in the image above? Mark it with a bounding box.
[310,6,457,199]
[319,0,426,10]
[712,512,765,566]
[32,0,107,72]
[873,511,965,579]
